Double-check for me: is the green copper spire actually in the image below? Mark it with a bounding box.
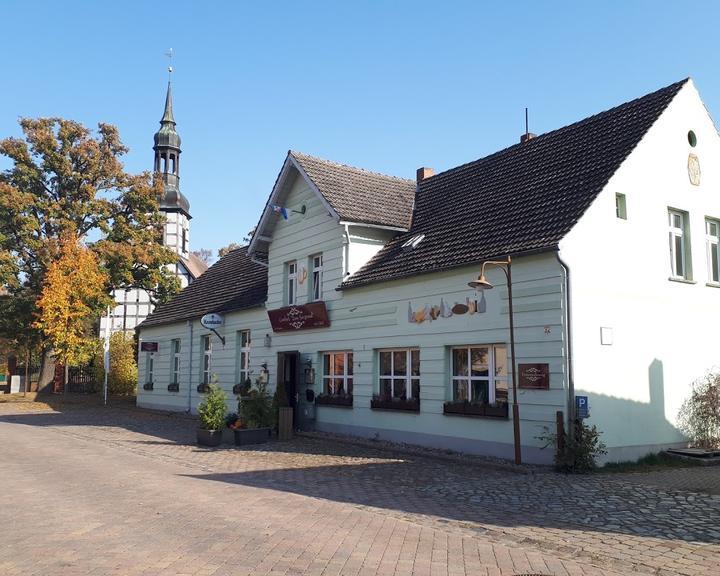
[161,81,175,124]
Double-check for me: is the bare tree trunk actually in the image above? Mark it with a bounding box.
[24,349,29,397]
[37,347,56,393]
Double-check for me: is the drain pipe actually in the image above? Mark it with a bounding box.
[187,319,194,414]
[556,252,575,432]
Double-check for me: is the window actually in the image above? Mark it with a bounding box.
[615,193,627,220]
[287,261,297,305]
[688,130,697,147]
[171,339,181,385]
[237,330,251,383]
[181,228,187,253]
[311,254,323,301]
[706,219,720,283]
[201,335,212,384]
[146,353,154,384]
[451,345,508,404]
[322,351,353,396]
[668,209,691,279]
[379,349,420,399]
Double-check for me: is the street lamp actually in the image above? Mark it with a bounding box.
[468,256,521,465]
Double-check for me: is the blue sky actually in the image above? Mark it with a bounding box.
[3,1,720,257]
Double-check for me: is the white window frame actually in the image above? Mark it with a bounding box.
[669,209,688,279]
[201,335,212,385]
[451,344,508,404]
[615,193,627,220]
[237,330,251,384]
[171,339,181,385]
[378,348,420,399]
[706,218,720,283]
[311,254,323,301]
[146,353,154,384]
[322,351,353,396]
[287,260,297,305]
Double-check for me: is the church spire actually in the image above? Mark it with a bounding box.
[161,81,175,124]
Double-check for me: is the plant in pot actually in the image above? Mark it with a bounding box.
[235,379,275,445]
[196,384,227,447]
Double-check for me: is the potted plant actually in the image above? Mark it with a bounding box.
[232,377,252,396]
[235,379,274,445]
[196,384,227,447]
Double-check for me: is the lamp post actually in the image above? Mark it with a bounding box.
[468,256,521,465]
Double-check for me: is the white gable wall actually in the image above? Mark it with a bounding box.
[560,80,720,461]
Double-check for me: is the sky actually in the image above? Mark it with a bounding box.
[3,1,720,259]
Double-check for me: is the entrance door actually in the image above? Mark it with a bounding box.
[277,351,299,418]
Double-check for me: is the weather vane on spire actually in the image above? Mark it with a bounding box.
[165,48,174,80]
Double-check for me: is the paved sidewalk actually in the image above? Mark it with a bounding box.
[0,399,719,575]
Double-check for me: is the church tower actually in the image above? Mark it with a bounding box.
[154,80,192,263]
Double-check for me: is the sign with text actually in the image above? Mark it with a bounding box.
[576,395,589,419]
[140,342,158,352]
[200,313,224,330]
[518,363,550,390]
[267,301,330,332]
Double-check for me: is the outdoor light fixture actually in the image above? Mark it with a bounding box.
[304,358,315,385]
[259,362,269,384]
[469,256,522,465]
[264,333,272,348]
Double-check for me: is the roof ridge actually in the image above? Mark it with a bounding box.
[428,78,689,181]
[290,150,414,184]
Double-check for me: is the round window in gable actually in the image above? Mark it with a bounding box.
[688,130,697,147]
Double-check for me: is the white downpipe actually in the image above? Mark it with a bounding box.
[187,319,194,413]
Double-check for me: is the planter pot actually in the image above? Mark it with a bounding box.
[371,396,420,412]
[234,427,271,446]
[167,383,179,392]
[143,382,154,391]
[315,394,353,407]
[222,427,235,444]
[278,406,293,441]
[196,383,210,394]
[196,428,222,447]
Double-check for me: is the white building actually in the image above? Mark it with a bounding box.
[100,81,207,335]
[136,78,718,464]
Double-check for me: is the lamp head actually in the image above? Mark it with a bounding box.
[468,274,494,290]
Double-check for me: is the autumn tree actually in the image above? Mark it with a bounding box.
[218,242,242,258]
[34,237,111,386]
[0,118,180,384]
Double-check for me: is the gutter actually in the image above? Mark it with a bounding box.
[187,319,193,414]
[556,252,575,431]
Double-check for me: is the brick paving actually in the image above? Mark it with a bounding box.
[0,399,719,575]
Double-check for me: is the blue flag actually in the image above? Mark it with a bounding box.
[270,204,289,220]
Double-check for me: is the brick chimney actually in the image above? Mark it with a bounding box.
[416,167,435,183]
[520,133,537,144]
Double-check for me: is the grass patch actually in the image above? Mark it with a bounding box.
[600,451,704,473]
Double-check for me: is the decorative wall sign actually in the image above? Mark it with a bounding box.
[688,153,701,186]
[200,313,224,329]
[297,266,308,285]
[408,293,486,324]
[140,342,159,352]
[518,363,550,389]
[268,301,330,332]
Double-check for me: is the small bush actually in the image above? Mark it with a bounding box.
[538,419,607,473]
[238,379,275,429]
[678,372,720,449]
[90,333,137,395]
[197,384,227,430]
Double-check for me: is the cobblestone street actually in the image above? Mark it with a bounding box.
[1,399,719,575]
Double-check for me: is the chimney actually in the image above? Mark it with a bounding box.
[416,167,435,183]
[520,132,537,144]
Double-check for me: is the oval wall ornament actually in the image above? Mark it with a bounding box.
[688,153,701,186]
[201,313,224,329]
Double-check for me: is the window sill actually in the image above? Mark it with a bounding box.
[370,396,420,413]
[668,277,696,285]
[443,401,508,419]
[315,394,353,407]
[706,282,720,289]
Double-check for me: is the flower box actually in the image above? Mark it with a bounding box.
[370,395,420,412]
[143,382,153,391]
[443,400,508,419]
[234,427,271,445]
[167,383,179,392]
[196,383,210,394]
[315,393,353,407]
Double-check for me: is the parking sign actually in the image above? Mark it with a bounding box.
[576,395,589,419]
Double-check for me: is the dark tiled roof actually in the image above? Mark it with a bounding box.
[342,79,688,289]
[139,246,267,329]
[291,151,416,229]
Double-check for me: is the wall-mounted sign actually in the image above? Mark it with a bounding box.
[688,153,701,186]
[140,342,159,352]
[518,363,550,389]
[268,302,330,332]
[576,395,589,419]
[200,313,224,330]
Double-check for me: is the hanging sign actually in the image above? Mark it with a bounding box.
[200,313,224,329]
[518,363,550,389]
[140,342,159,352]
[267,302,330,332]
